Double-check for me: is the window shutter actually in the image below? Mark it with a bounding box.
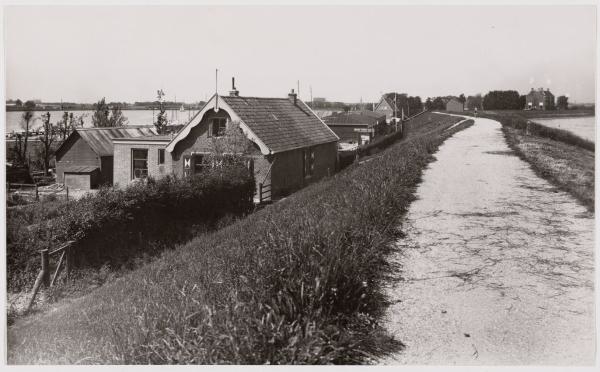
[208,120,213,137]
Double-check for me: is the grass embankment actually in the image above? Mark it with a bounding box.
[7,167,254,295]
[9,113,471,365]
[483,108,594,119]
[478,112,594,212]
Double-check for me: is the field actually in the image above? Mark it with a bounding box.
[7,113,471,364]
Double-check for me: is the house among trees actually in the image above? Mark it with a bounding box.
[374,93,423,122]
[374,93,401,122]
[445,97,464,112]
[525,88,555,110]
[55,126,158,190]
[323,111,387,146]
[112,86,339,202]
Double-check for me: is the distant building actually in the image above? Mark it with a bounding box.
[113,88,339,202]
[374,93,401,122]
[323,111,387,146]
[525,88,555,110]
[55,126,158,190]
[445,98,464,112]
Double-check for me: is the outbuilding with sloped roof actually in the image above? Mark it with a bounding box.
[55,126,158,189]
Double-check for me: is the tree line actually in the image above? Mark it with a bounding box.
[423,91,569,111]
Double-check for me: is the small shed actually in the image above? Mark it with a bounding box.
[445,98,464,112]
[55,126,158,189]
[63,166,101,190]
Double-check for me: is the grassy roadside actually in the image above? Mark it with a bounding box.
[8,114,472,365]
[502,126,594,211]
[475,111,594,212]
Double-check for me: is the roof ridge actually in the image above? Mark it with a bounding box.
[223,96,293,101]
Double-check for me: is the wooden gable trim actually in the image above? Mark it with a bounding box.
[165,94,271,155]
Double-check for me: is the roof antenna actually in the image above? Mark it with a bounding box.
[297,80,300,99]
[215,68,219,112]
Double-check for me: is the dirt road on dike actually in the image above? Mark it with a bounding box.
[381,117,595,365]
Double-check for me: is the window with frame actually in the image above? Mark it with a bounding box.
[158,149,165,165]
[132,149,148,179]
[192,154,212,174]
[210,118,227,137]
[303,147,315,178]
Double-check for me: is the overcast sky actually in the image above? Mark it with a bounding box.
[4,5,597,103]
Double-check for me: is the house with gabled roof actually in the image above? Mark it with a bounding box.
[112,87,339,202]
[374,93,401,122]
[55,126,158,189]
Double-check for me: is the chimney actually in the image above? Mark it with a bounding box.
[288,88,297,105]
[229,77,239,97]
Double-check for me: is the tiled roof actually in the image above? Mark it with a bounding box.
[324,111,385,126]
[221,96,338,153]
[76,126,158,156]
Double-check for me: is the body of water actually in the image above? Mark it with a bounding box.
[4,109,198,134]
[533,116,596,143]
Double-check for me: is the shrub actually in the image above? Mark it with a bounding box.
[6,165,255,292]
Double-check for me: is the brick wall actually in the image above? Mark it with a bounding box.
[113,142,171,188]
[171,109,231,177]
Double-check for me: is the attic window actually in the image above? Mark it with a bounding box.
[210,118,227,137]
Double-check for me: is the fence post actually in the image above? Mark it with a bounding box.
[35,184,39,201]
[41,249,50,288]
[66,186,69,201]
[65,243,71,280]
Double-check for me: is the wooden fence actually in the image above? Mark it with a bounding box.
[26,241,75,312]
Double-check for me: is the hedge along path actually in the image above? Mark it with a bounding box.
[8,115,473,365]
[7,165,256,293]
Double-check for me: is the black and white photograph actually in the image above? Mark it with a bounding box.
[1,0,598,368]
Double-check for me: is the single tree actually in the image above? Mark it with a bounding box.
[92,98,111,127]
[154,89,168,134]
[557,95,569,110]
[57,111,70,140]
[109,104,128,127]
[38,112,57,176]
[458,94,466,104]
[14,101,37,164]
[23,100,36,109]
[15,99,22,107]
[425,97,433,110]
